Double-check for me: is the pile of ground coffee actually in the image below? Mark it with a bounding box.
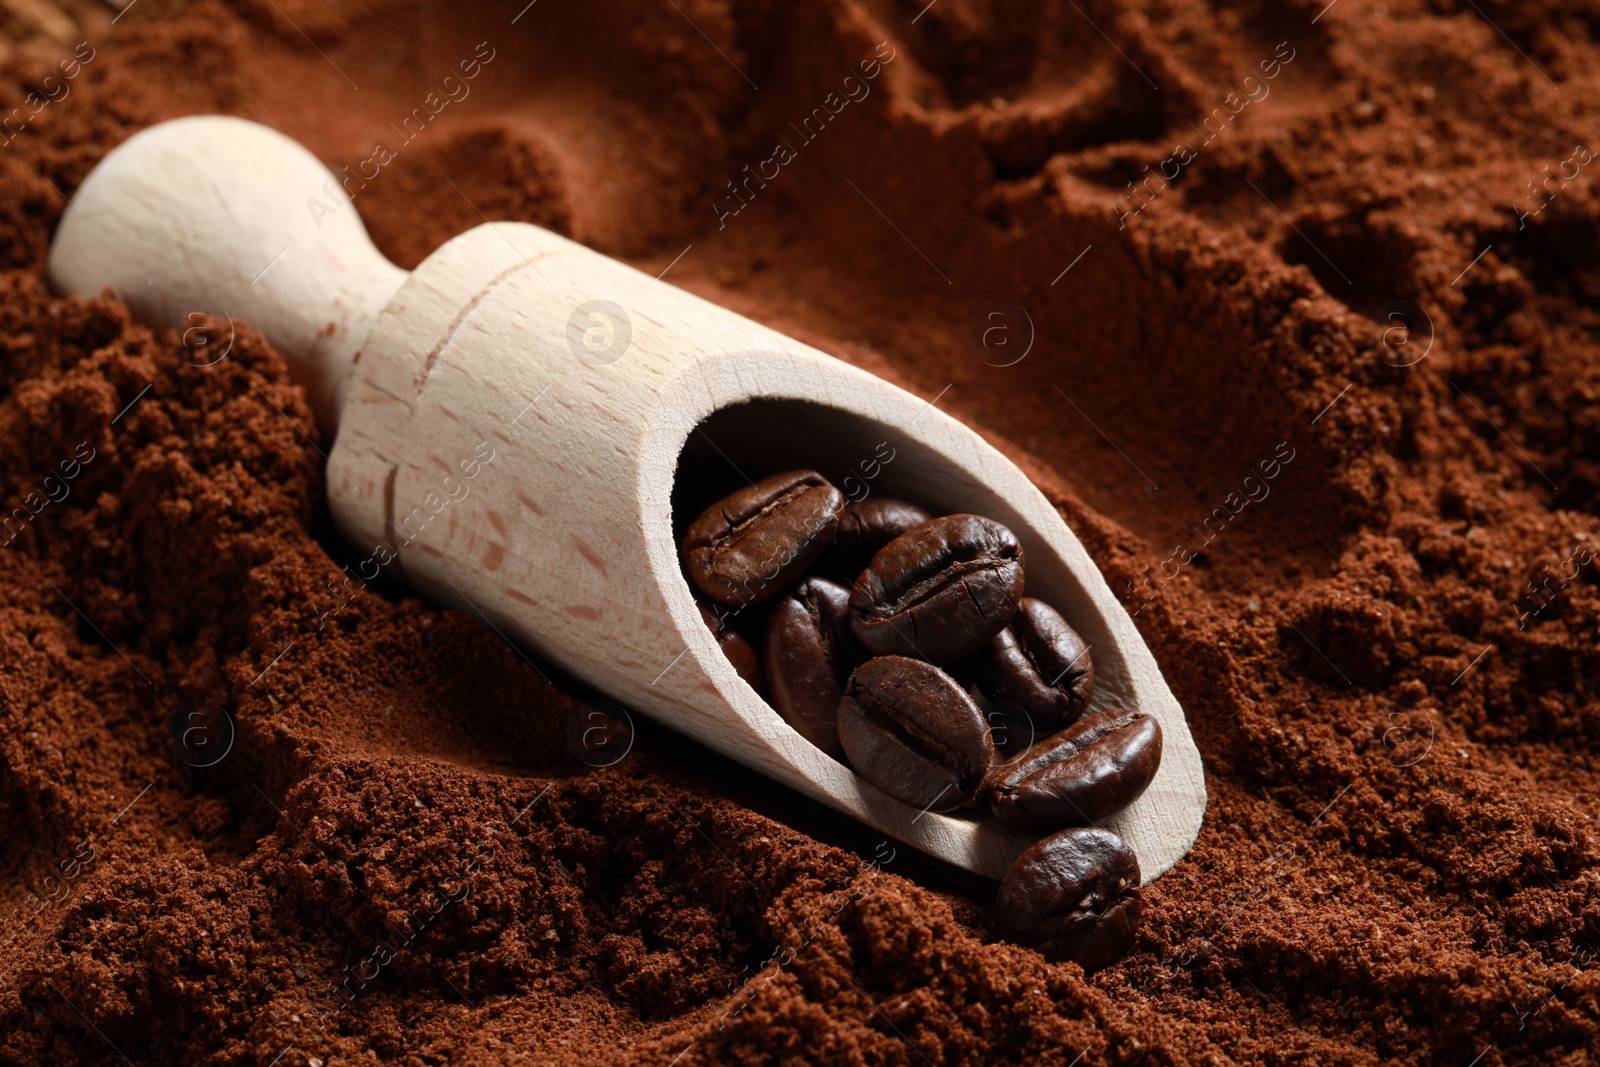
[0,1,1596,1064]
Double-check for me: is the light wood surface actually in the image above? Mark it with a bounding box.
[47,116,1207,882]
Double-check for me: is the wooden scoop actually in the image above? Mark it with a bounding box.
[46,116,1205,882]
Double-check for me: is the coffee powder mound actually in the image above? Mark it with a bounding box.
[0,1,1598,1064]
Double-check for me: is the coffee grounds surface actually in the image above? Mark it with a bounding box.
[0,1,1597,1063]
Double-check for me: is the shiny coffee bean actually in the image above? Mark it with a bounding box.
[849,514,1024,664]
[832,497,934,560]
[698,599,765,692]
[984,710,1162,832]
[995,827,1142,972]
[836,656,995,811]
[971,598,1094,731]
[683,470,844,606]
[764,577,856,759]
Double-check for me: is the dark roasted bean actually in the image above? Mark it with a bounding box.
[682,470,844,606]
[836,656,994,811]
[832,497,934,560]
[763,577,855,758]
[984,710,1162,831]
[698,598,765,692]
[971,598,1094,730]
[849,514,1024,663]
[995,827,1142,971]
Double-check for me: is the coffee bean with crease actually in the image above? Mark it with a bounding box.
[849,514,1024,664]
[984,710,1162,832]
[995,827,1142,972]
[971,598,1094,731]
[836,655,995,811]
[832,497,933,560]
[697,598,765,692]
[764,577,856,759]
[682,470,844,606]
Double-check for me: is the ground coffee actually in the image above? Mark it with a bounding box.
[0,1,1595,1063]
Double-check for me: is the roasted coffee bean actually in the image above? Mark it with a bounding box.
[984,710,1162,832]
[995,827,1142,971]
[971,598,1094,730]
[849,514,1024,663]
[764,577,855,759]
[683,470,844,606]
[832,497,934,560]
[836,655,995,811]
[698,599,765,692]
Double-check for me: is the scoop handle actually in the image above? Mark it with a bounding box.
[46,115,407,435]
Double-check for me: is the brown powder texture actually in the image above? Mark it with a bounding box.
[0,1,1597,1064]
